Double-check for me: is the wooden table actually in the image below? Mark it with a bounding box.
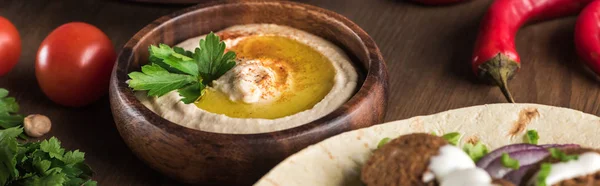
[1,0,599,185]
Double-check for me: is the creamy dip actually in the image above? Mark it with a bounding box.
[529,152,600,185]
[423,145,494,186]
[212,58,289,104]
[136,24,358,134]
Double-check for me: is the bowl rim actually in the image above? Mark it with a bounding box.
[111,0,387,143]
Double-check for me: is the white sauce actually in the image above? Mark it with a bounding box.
[531,152,600,185]
[440,168,493,186]
[212,59,289,103]
[423,145,493,186]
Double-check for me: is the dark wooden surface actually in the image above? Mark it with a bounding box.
[1,0,598,185]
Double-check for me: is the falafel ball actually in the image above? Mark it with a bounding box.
[521,148,600,186]
[361,133,447,186]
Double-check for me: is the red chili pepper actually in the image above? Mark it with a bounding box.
[575,0,600,76]
[472,0,592,103]
[409,0,470,5]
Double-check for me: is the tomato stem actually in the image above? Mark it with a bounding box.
[478,54,520,103]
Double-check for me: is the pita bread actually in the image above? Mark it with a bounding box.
[254,104,600,186]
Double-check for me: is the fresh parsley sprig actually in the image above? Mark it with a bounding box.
[0,88,27,139]
[0,88,96,185]
[128,32,236,104]
[0,127,96,186]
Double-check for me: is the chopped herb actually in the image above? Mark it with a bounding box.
[0,88,26,139]
[377,138,391,149]
[536,163,552,186]
[0,127,96,185]
[441,132,461,146]
[501,153,520,170]
[128,32,236,104]
[549,148,578,162]
[430,131,437,136]
[525,130,539,145]
[463,141,489,162]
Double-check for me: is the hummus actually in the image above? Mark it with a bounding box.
[136,24,358,134]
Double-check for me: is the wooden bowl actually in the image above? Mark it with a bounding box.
[120,0,207,4]
[109,1,388,185]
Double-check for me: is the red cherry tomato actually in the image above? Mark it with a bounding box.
[0,17,21,76]
[35,22,116,107]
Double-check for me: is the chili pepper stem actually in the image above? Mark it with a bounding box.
[478,54,520,103]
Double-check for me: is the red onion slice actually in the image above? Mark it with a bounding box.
[476,144,543,168]
[484,149,549,178]
[540,144,580,149]
[503,164,535,185]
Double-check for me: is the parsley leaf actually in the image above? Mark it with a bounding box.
[22,172,68,186]
[463,141,489,162]
[501,153,520,170]
[82,179,98,186]
[62,150,85,165]
[0,127,21,185]
[0,88,8,98]
[537,163,552,186]
[0,89,27,139]
[33,158,52,174]
[441,132,461,146]
[40,137,65,160]
[178,82,206,104]
[149,44,199,76]
[73,162,94,178]
[173,46,193,58]
[128,64,198,97]
[0,114,25,129]
[195,32,236,85]
[377,137,391,149]
[525,130,539,145]
[548,148,578,162]
[0,88,19,114]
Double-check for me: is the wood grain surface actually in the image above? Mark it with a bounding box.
[1,0,599,185]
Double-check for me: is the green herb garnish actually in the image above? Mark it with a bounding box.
[0,88,26,139]
[525,129,539,145]
[549,148,578,162]
[377,138,391,149]
[0,127,96,185]
[536,163,552,186]
[501,153,520,170]
[441,132,461,146]
[128,32,236,104]
[463,141,489,162]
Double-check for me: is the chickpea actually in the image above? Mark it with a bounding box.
[23,114,51,138]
